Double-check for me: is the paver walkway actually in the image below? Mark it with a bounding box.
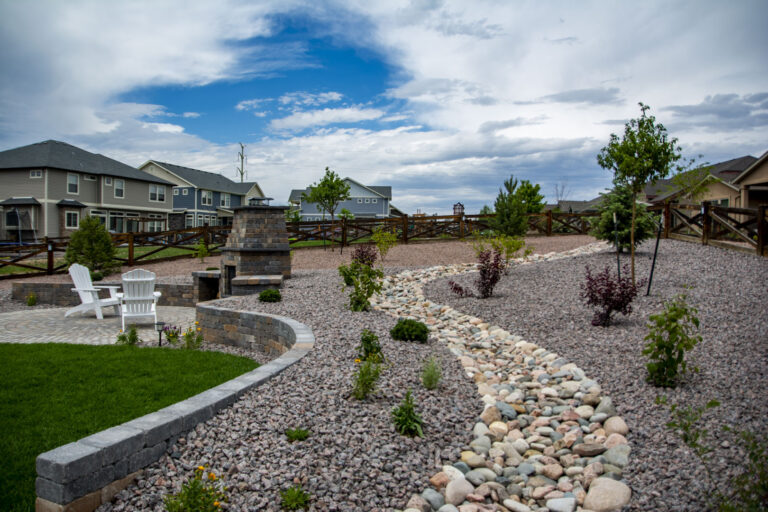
[0,306,196,345]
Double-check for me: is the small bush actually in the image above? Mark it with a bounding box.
[469,233,530,267]
[591,185,657,252]
[351,244,377,267]
[90,271,104,282]
[285,427,310,443]
[371,225,398,262]
[259,289,282,302]
[392,389,424,437]
[116,325,140,345]
[357,329,384,363]
[580,264,640,326]
[390,318,429,343]
[163,325,181,345]
[280,484,311,511]
[182,322,204,350]
[64,216,118,275]
[26,292,37,307]
[195,238,209,262]
[338,262,383,312]
[449,247,508,299]
[421,356,442,390]
[164,465,227,512]
[351,360,381,400]
[644,294,701,387]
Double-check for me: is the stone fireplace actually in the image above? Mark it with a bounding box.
[220,205,291,297]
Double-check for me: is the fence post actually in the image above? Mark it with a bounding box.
[702,201,711,245]
[663,202,671,238]
[458,215,465,239]
[127,233,134,266]
[546,210,553,236]
[45,237,54,275]
[401,214,408,244]
[757,205,766,257]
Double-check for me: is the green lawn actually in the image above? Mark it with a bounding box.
[0,344,258,511]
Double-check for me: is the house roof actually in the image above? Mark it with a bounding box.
[0,140,171,184]
[644,155,757,201]
[558,196,604,212]
[288,179,391,203]
[56,199,87,208]
[0,197,40,206]
[147,160,260,195]
[734,150,768,184]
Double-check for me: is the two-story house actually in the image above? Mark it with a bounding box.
[138,161,264,228]
[0,140,173,241]
[288,178,396,220]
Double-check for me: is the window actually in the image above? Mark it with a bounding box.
[365,198,370,203]
[182,189,189,196]
[67,173,79,194]
[84,175,96,181]
[109,213,125,233]
[220,193,231,207]
[65,211,79,229]
[29,170,42,178]
[149,184,166,202]
[357,198,363,203]
[114,179,125,198]
[719,198,729,207]
[105,177,112,186]
[173,188,179,196]
[372,198,377,203]
[90,210,106,226]
[201,190,212,206]
[5,210,19,227]
[185,214,194,228]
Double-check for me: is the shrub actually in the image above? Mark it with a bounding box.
[338,262,383,312]
[492,176,543,236]
[591,185,657,252]
[280,484,311,510]
[351,244,377,267]
[644,294,701,387]
[116,325,140,345]
[205,267,219,271]
[357,329,384,364]
[351,360,381,400]
[195,238,209,262]
[26,292,37,307]
[469,232,530,266]
[259,289,282,302]
[163,324,181,345]
[89,271,104,282]
[449,248,507,299]
[390,318,429,343]
[392,389,424,437]
[164,465,227,512]
[182,322,204,350]
[580,265,640,326]
[285,427,310,443]
[421,356,442,390]
[64,216,118,275]
[371,225,398,262]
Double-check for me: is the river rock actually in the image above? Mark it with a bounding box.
[583,477,631,511]
[445,477,475,506]
[603,416,629,436]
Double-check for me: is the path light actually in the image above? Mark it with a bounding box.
[154,321,165,347]
[453,202,464,216]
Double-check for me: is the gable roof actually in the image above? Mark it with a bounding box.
[734,150,768,184]
[0,140,170,184]
[146,160,259,195]
[644,155,757,202]
[289,179,391,204]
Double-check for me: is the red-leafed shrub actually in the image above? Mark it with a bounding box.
[449,249,507,299]
[351,244,378,267]
[580,265,641,326]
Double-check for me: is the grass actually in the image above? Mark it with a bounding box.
[0,343,258,512]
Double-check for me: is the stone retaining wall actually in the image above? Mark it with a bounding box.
[35,308,314,512]
[12,281,196,308]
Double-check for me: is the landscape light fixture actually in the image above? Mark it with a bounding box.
[154,321,165,347]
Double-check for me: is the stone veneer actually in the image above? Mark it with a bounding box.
[34,305,314,512]
[13,281,196,308]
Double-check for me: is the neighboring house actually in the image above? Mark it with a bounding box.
[733,151,768,209]
[644,155,758,207]
[138,160,264,229]
[0,140,173,241]
[288,178,397,220]
[556,197,605,213]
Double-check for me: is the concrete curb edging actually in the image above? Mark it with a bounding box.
[34,306,314,512]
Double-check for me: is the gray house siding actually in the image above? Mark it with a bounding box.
[299,180,391,220]
[172,187,196,209]
[0,169,45,197]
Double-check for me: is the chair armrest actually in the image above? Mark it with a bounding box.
[153,291,162,298]
[94,285,121,298]
[71,287,99,293]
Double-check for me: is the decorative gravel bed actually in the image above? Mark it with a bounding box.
[423,239,768,511]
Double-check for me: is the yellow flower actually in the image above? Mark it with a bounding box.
[195,321,199,325]
[197,327,202,332]
[119,329,123,333]
[209,472,216,480]
[354,358,361,364]
[214,502,220,508]
[197,465,205,471]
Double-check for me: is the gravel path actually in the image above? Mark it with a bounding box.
[423,239,768,511]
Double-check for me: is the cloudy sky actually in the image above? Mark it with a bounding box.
[1,0,766,214]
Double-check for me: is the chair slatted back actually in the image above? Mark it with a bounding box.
[69,263,95,304]
[121,269,157,316]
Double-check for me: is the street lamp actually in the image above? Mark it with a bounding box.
[154,321,166,347]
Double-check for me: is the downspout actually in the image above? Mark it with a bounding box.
[43,168,48,236]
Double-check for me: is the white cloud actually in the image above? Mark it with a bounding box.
[235,98,270,111]
[270,107,385,130]
[182,112,201,118]
[142,122,185,134]
[278,91,343,106]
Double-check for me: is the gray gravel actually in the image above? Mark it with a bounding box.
[423,239,768,511]
[99,269,481,511]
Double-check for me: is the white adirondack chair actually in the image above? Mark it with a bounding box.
[117,269,162,330]
[65,263,121,319]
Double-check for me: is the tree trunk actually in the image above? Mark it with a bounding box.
[630,199,636,285]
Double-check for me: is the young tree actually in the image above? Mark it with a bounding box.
[301,167,351,248]
[492,175,544,236]
[65,216,118,275]
[591,185,657,252]
[597,102,684,284]
[479,205,493,215]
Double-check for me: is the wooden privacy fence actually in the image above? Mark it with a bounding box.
[651,202,767,256]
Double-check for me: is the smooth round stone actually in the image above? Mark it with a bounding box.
[502,499,532,512]
[489,421,509,438]
[464,469,488,486]
[579,379,598,392]
[437,505,459,512]
[517,463,535,476]
[443,465,466,480]
[445,477,475,506]
[573,443,607,457]
[496,402,519,420]
[461,451,486,468]
[541,387,558,397]
[452,462,471,474]
[595,397,617,417]
[589,413,609,424]
[604,433,628,449]
[604,416,629,436]
[512,439,529,454]
[575,405,594,419]
[603,445,631,468]
[475,467,498,482]
[546,497,576,512]
[470,436,491,454]
[583,477,631,512]
[542,463,564,480]
[536,426,555,436]
[473,422,490,438]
